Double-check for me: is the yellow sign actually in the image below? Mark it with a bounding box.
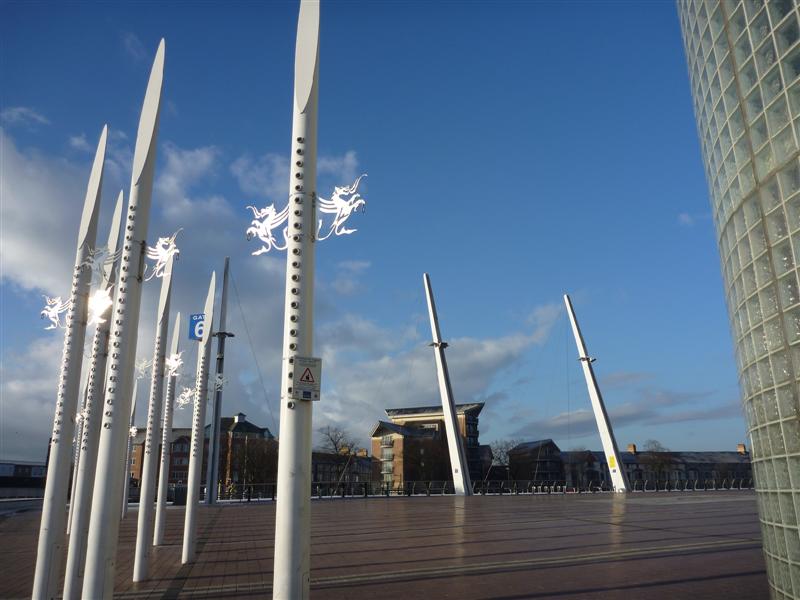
[609,456,617,469]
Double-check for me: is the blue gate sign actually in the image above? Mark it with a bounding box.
[189,313,205,341]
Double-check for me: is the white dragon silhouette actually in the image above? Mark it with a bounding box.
[317,174,367,240]
[41,296,71,330]
[165,352,184,378]
[144,229,181,281]
[245,204,290,255]
[245,174,368,254]
[87,288,114,327]
[80,244,119,287]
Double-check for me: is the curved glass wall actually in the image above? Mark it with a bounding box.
[678,1,800,598]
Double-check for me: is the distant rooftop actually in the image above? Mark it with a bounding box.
[370,420,439,438]
[385,402,485,418]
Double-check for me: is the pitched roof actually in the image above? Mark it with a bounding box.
[385,402,484,418]
[509,439,560,454]
[369,420,439,438]
[203,415,274,438]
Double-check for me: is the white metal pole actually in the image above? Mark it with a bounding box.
[133,256,174,580]
[154,312,181,546]
[206,257,231,505]
[122,381,138,519]
[82,40,165,600]
[67,383,89,535]
[273,3,319,597]
[423,273,472,496]
[182,273,216,564]
[32,125,107,600]
[62,191,124,600]
[563,294,630,493]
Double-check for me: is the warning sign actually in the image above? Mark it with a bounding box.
[292,356,321,401]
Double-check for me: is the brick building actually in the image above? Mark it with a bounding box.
[370,402,491,487]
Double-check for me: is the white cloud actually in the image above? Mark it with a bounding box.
[0,129,87,294]
[231,150,362,202]
[155,142,231,222]
[122,32,146,61]
[678,212,695,226]
[69,134,92,153]
[0,106,49,127]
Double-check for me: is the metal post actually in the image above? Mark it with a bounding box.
[563,294,630,493]
[153,312,181,546]
[133,256,174,580]
[422,273,472,496]
[122,381,138,519]
[182,273,216,564]
[273,3,319,597]
[32,125,106,600]
[206,257,233,505]
[82,41,165,599]
[62,191,124,600]
[67,383,89,535]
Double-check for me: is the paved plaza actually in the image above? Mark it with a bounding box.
[0,492,767,599]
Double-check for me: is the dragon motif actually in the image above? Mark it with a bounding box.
[165,352,184,378]
[245,204,290,255]
[144,229,181,281]
[41,296,71,330]
[87,288,114,327]
[317,174,367,241]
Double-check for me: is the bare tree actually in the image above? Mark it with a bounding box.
[490,439,522,468]
[641,439,674,482]
[318,425,355,455]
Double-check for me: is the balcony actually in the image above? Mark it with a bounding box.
[381,463,394,474]
[381,451,393,461]
[380,436,393,448]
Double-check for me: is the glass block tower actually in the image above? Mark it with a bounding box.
[677,2,800,597]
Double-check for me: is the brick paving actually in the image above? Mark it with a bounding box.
[0,491,768,599]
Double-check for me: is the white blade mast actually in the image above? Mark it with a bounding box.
[273,1,320,597]
[182,272,216,564]
[32,124,106,600]
[133,254,175,580]
[423,273,472,496]
[154,312,181,546]
[62,189,124,600]
[82,40,165,599]
[564,294,629,493]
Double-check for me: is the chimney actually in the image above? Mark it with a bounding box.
[737,443,748,455]
[627,443,637,454]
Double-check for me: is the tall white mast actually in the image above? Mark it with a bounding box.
[133,255,174,580]
[82,40,166,599]
[153,312,181,546]
[423,273,472,496]
[273,2,320,597]
[563,294,630,493]
[32,125,106,600]
[121,381,138,519]
[62,190,124,600]
[182,272,216,564]
[206,257,232,504]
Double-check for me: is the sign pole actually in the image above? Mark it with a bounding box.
[206,257,233,504]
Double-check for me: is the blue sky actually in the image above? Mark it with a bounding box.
[0,1,746,463]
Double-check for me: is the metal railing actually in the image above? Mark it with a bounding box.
[183,478,754,502]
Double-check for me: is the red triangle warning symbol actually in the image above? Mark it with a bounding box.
[299,367,315,384]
